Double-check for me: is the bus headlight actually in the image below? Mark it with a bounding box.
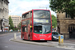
[34,35,37,38]
[48,35,51,38]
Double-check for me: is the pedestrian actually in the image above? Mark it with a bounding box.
[54,29,56,32]
[18,29,19,32]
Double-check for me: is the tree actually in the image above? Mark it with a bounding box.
[49,0,75,19]
[18,22,21,29]
[52,15,57,28]
[9,16,14,30]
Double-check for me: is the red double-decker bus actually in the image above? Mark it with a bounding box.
[21,9,52,41]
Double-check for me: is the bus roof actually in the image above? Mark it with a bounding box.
[32,9,50,11]
[22,10,32,15]
[22,9,50,15]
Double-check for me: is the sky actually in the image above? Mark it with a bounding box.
[9,0,56,17]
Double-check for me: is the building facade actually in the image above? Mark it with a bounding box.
[57,12,75,39]
[0,0,9,31]
[10,15,22,27]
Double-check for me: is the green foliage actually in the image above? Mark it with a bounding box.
[52,15,57,28]
[9,16,14,30]
[9,16,19,31]
[18,22,21,29]
[49,0,75,19]
[13,27,18,31]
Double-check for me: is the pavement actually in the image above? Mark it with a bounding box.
[10,35,75,50]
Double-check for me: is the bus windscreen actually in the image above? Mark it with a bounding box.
[33,10,50,18]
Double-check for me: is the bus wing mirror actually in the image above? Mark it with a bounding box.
[30,26,32,28]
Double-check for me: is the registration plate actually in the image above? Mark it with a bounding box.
[40,39,45,40]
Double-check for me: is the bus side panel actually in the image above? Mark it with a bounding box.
[30,32,32,40]
[21,26,27,40]
[29,25,33,40]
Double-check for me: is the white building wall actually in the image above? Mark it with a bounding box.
[0,0,9,31]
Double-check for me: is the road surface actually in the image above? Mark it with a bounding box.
[0,32,71,50]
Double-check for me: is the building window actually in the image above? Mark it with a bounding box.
[68,24,75,32]
[66,12,70,18]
